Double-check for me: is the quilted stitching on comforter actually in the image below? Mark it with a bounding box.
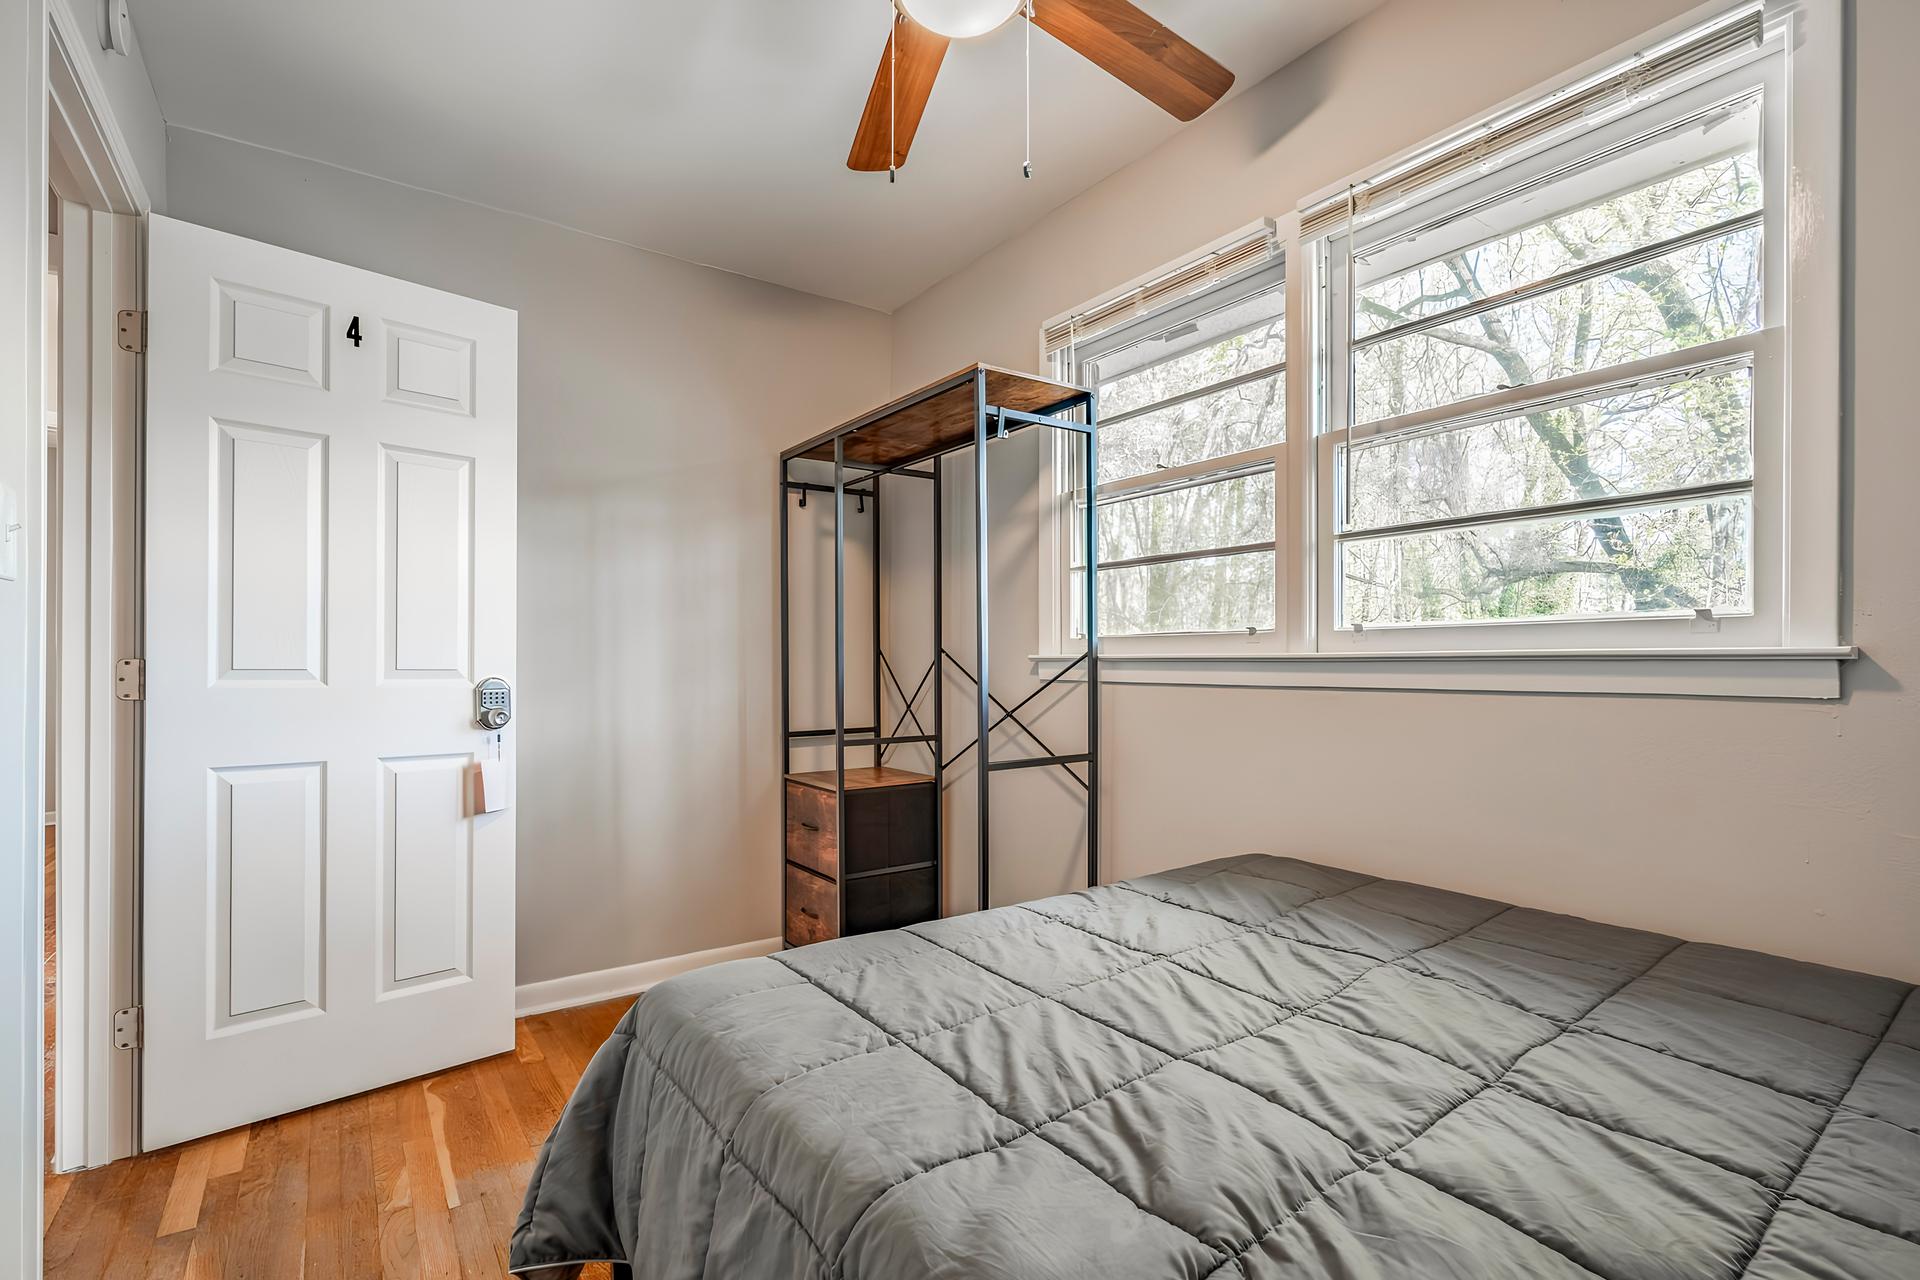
[512,856,1920,1279]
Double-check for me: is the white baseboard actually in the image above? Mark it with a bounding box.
[514,936,783,1018]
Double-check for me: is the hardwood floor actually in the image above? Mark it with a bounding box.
[43,994,633,1279]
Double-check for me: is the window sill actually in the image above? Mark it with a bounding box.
[1030,646,1856,700]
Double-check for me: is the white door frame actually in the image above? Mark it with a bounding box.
[44,0,149,1182]
[48,200,141,1172]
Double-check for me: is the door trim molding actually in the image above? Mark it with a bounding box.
[46,0,149,217]
[50,203,142,1173]
[513,937,783,1018]
[43,0,151,1180]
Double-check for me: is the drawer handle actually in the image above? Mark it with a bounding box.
[799,821,820,832]
[800,906,818,919]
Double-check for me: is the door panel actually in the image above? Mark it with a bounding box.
[383,447,472,680]
[215,420,327,680]
[383,753,473,988]
[214,762,325,1023]
[144,214,517,1149]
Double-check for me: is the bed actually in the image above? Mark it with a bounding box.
[510,855,1920,1278]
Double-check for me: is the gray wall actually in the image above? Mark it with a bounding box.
[165,128,894,986]
[888,0,1920,984]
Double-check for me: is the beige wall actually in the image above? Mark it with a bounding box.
[164,128,894,986]
[153,0,1920,991]
[889,0,1920,983]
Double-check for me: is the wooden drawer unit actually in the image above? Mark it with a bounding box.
[784,780,838,878]
[784,766,937,948]
[783,864,839,947]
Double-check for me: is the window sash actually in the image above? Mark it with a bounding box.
[1311,43,1787,651]
[1051,258,1290,644]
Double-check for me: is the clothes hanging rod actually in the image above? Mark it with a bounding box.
[785,481,875,499]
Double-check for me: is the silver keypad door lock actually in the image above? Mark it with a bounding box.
[475,677,512,730]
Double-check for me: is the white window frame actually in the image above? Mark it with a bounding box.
[1032,0,1846,698]
[1041,243,1294,658]
[1315,39,1787,652]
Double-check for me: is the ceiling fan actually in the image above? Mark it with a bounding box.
[849,0,1235,173]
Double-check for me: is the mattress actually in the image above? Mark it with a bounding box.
[511,855,1920,1279]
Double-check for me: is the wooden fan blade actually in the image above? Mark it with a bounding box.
[848,18,951,172]
[1033,0,1233,122]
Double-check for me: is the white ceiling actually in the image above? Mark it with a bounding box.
[133,1,1380,312]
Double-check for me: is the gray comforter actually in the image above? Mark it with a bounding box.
[511,855,1920,1278]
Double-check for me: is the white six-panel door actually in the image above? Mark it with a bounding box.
[143,214,517,1149]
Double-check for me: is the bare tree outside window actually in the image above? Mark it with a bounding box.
[1336,107,1763,628]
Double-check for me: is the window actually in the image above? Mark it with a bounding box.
[1051,250,1287,647]
[1038,2,1843,693]
[1311,4,1819,652]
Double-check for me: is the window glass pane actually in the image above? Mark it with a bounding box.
[1339,493,1751,627]
[1346,363,1752,532]
[1353,224,1761,423]
[1077,470,1274,565]
[1095,300,1284,417]
[1354,100,1762,339]
[1074,550,1275,637]
[1096,372,1284,484]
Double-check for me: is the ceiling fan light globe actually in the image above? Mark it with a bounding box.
[895,0,1024,40]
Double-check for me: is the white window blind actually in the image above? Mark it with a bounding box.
[1299,5,1764,242]
[1043,227,1277,357]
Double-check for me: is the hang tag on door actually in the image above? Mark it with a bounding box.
[473,757,510,814]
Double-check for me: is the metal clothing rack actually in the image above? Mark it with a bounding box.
[779,364,1100,929]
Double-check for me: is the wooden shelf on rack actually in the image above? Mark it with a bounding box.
[785,766,934,793]
[783,363,1087,469]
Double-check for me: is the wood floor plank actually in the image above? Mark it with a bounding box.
[305,1090,379,1280]
[369,1085,416,1280]
[157,1140,214,1237]
[492,1039,570,1153]
[45,998,638,1278]
[143,1231,194,1280]
[228,1110,312,1279]
[422,1076,462,1210]
[43,1171,73,1228]
[471,1053,534,1167]
[301,1094,344,1279]
[180,1166,241,1280]
[398,1082,461,1280]
[48,1155,136,1278]
[525,1015,589,1090]
[205,1128,249,1179]
[101,1147,180,1279]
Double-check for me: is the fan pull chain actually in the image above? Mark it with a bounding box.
[888,3,898,184]
[1022,0,1033,179]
